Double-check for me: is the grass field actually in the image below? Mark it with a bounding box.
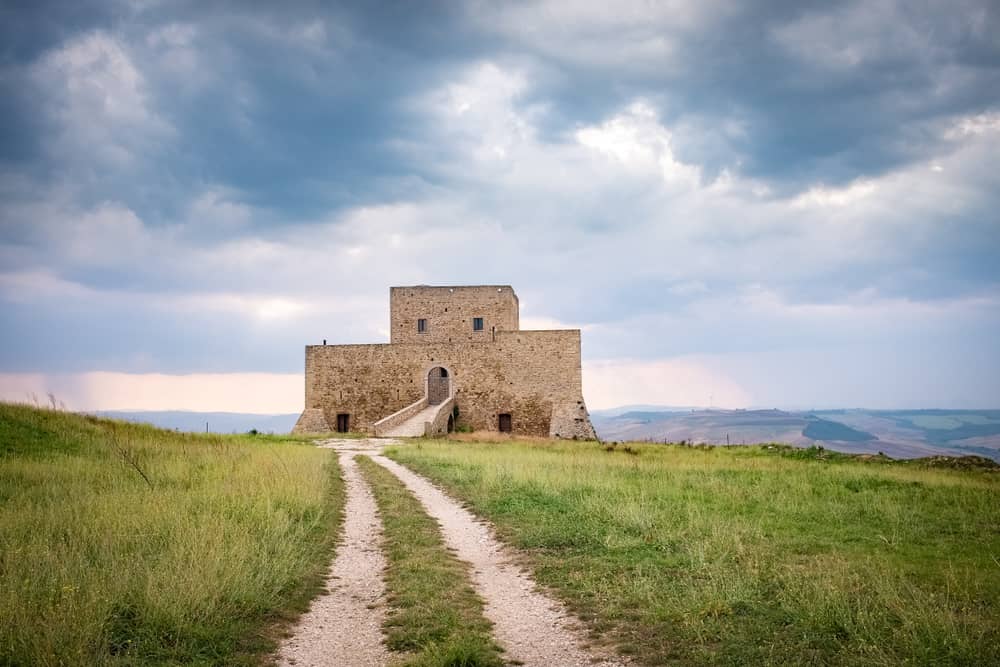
[0,403,342,666]
[388,439,1000,665]
[356,456,503,666]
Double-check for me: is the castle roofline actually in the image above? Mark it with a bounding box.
[390,284,515,291]
[390,284,518,302]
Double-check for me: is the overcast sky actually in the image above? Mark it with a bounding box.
[1,0,999,412]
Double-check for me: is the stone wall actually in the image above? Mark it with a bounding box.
[390,285,519,344]
[298,343,425,433]
[296,329,595,438]
[292,407,330,434]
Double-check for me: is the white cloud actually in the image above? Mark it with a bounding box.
[187,188,253,230]
[171,293,319,323]
[791,179,877,208]
[575,101,701,187]
[32,31,172,165]
[411,62,537,165]
[944,112,1000,139]
[63,202,152,264]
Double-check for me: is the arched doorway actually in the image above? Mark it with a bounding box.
[427,367,450,405]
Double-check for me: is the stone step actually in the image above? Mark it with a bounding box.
[381,404,441,437]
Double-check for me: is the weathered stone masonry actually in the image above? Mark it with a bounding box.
[293,285,596,439]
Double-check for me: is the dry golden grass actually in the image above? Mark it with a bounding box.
[445,431,562,444]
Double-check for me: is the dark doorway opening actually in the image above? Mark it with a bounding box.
[336,413,350,433]
[428,367,450,405]
[498,413,512,433]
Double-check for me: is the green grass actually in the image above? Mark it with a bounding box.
[0,403,343,666]
[388,439,1000,666]
[355,456,503,667]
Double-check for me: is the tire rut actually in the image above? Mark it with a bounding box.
[371,454,628,667]
[276,446,389,667]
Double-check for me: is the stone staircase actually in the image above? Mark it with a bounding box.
[373,393,455,438]
[381,403,443,437]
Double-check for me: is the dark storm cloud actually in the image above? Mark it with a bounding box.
[1,1,492,224]
[0,0,998,408]
[475,0,1000,186]
[4,1,998,213]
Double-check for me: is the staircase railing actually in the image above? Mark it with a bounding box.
[422,397,455,437]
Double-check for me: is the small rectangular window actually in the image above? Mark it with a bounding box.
[417,318,427,333]
[473,317,484,331]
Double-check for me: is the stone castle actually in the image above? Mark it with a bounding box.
[293,285,596,439]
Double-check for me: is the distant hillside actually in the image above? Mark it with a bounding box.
[90,407,1000,461]
[97,411,299,434]
[592,408,1000,461]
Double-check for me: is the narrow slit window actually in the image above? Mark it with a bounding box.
[473,317,484,331]
[417,318,427,333]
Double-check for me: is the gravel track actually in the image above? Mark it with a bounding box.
[276,442,390,666]
[371,453,628,667]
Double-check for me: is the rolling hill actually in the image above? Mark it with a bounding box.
[592,408,1000,461]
